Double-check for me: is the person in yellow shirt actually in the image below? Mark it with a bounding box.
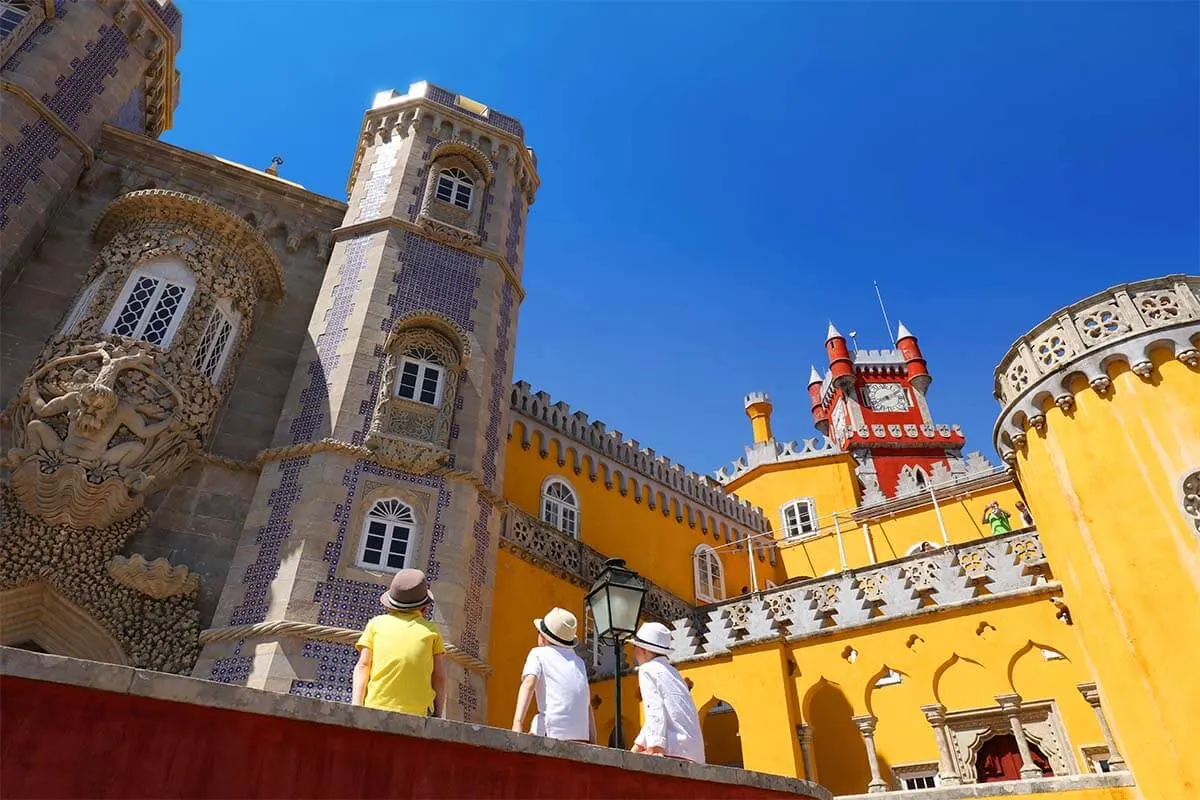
[353,569,446,717]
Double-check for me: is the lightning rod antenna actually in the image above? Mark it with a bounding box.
[874,281,895,345]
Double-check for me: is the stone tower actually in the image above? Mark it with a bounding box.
[195,82,538,722]
[0,0,182,288]
[993,275,1200,800]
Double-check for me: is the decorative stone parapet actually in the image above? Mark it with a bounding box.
[992,275,1200,461]
[510,381,767,530]
[499,508,693,625]
[0,647,833,800]
[714,437,842,484]
[668,529,1053,661]
[838,772,1134,799]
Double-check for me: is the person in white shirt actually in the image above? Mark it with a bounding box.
[629,622,705,764]
[512,607,596,743]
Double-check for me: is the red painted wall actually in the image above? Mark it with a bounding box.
[0,677,802,799]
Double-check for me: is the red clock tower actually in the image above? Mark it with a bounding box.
[808,322,967,502]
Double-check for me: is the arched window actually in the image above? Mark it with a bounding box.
[435,167,474,210]
[396,344,444,406]
[192,299,240,383]
[900,465,930,489]
[781,498,818,540]
[541,477,579,537]
[357,498,419,571]
[694,544,725,603]
[60,278,102,335]
[103,258,194,348]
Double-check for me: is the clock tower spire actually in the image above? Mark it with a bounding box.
[812,321,966,501]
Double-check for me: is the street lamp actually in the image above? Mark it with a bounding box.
[585,557,647,750]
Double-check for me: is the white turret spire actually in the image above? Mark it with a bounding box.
[896,320,914,340]
[808,365,822,385]
[826,322,843,342]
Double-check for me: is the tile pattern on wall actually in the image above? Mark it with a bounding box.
[406,135,438,221]
[290,640,356,702]
[1,15,128,229]
[505,179,524,279]
[209,639,252,686]
[391,232,481,333]
[353,140,399,223]
[425,84,525,139]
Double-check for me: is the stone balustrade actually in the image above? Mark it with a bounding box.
[667,529,1053,661]
[992,275,1199,460]
[499,507,694,626]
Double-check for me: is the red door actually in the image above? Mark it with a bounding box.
[976,734,1053,782]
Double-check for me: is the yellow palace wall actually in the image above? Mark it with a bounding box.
[677,590,1106,793]
[503,422,781,601]
[1010,349,1200,800]
[725,455,1024,580]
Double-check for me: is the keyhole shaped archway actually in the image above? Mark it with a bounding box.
[701,698,744,768]
[976,734,1053,782]
[0,583,127,664]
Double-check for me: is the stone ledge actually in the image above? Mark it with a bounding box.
[841,772,1134,798]
[0,647,830,799]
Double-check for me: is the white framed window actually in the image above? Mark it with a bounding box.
[893,763,940,790]
[357,498,419,572]
[434,167,474,210]
[694,544,725,603]
[103,259,194,349]
[60,278,101,335]
[781,498,818,540]
[192,299,240,383]
[0,2,30,39]
[395,345,445,406]
[541,477,579,537]
[1082,746,1112,774]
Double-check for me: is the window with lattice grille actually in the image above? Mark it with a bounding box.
[192,302,238,382]
[396,345,444,406]
[104,261,194,348]
[435,168,474,210]
[541,478,579,537]
[357,499,419,571]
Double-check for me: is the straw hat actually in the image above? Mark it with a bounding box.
[631,622,673,656]
[380,569,434,611]
[534,607,579,647]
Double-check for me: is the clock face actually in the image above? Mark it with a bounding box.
[863,382,911,412]
[831,398,848,440]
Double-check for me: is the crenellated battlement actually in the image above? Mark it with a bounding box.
[714,437,843,484]
[508,381,768,532]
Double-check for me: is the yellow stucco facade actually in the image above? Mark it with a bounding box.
[484,276,1195,799]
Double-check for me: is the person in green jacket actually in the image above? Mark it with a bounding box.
[981,502,1013,535]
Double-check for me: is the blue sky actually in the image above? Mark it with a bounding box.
[164,1,1198,476]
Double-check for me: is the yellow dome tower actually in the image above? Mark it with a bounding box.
[993,275,1200,800]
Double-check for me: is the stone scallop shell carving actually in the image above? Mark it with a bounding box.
[106,553,200,599]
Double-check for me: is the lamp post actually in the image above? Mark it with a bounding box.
[585,557,648,750]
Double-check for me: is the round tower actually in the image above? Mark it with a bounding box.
[895,321,931,393]
[807,366,829,435]
[744,391,774,445]
[993,275,1200,800]
[825,322,854,390]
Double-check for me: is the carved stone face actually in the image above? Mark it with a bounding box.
[73,386,118,432]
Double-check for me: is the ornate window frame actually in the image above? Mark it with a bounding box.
[396,347,446,407]
[540,476,579,538]
[192,298,241,383]
[780,498,818,540]
[340,484,435,584]
[102,257,196,350]
[367,312,470,473]
[944,701,1074,782]
[434,167,474,210]
[694,544,725,604]
[356,497,421,573]
[417,141,494,246]
[60,276,104,336]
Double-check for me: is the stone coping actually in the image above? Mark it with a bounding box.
[841,771,1134,799]
[0,647,831,800]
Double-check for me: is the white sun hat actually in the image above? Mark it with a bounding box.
[534,607,579,647]
[631,621,673,656]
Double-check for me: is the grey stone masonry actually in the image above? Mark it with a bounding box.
[1,646,832,800]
